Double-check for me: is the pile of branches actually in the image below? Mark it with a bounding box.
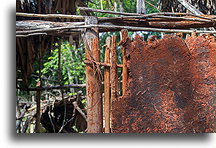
[16,91,87,133]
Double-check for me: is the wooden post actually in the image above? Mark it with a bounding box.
[120,30,128,96]
[110,35,118,133]
[35,84,41,133]
[35,37,42,133]
[104,37,111,133]
[137,0,146,14]
[84,16,103,133]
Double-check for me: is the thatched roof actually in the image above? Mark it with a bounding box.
[159,0,215,15]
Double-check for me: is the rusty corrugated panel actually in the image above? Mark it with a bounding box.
[112,35,215,133]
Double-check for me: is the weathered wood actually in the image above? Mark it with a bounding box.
[16,14,215,36]
[120,30,128,96]
[16,33,48,37]
[36,37,43,133]
[16,20,85,35]
[35,84,41,133]
[16,20,85,31]
[104,37,111,133]
[16,20,216,37]
[110,35,118,133]
[16,12,85,20]
[148,15,211,22]
[79,7,214,20]
[16,12,214,21]
[176,0,203,15]
[94,24,216,34]
[137,0,146,14]
[84,16,103,133]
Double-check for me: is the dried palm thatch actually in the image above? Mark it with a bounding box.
[16,0,86,15]
[159,0,215,15]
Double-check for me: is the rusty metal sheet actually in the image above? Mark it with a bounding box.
[112,35,215,133]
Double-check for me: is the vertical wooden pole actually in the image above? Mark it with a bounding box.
[136,0,146,14]
[104,37,111,133]
[110,35,118,133]
[121,30,128,96]
[35,86,41,133]
[84,16,102,133]
[36,37,42,133]
[38,0,41,14]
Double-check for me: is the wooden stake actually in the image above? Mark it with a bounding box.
[35,81,41,133]
[84,16,103,133]
[120,30,128,95]
[110,35,118,133]
[137,0,146,14]
[104,37,111,133]
[35,37,42,133]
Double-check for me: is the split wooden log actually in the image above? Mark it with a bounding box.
[16,12,85,20]
[94,24,216,34]
[84,16,103,133]
[104,37,111,133]
[16,12,214,21]
[120,30,128,96]
[16,20,85,31]
[16,18,216,36]
[110,35,118,133]
[79,7,214,20]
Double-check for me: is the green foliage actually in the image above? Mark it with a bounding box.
[41,41,86,87]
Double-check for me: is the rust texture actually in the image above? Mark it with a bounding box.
[112,34,215,133]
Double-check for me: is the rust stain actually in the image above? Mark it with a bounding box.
[112,35,215,133]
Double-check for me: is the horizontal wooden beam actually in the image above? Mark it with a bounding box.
[16,12,85,20]
[16,12,214,22]
[16,20,216,36]
[95,24,216,34]
[79,7,214,21]
[17,84,86,91]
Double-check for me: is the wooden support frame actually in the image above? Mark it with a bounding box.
[104,37,111,133]
[84,16,103,133]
